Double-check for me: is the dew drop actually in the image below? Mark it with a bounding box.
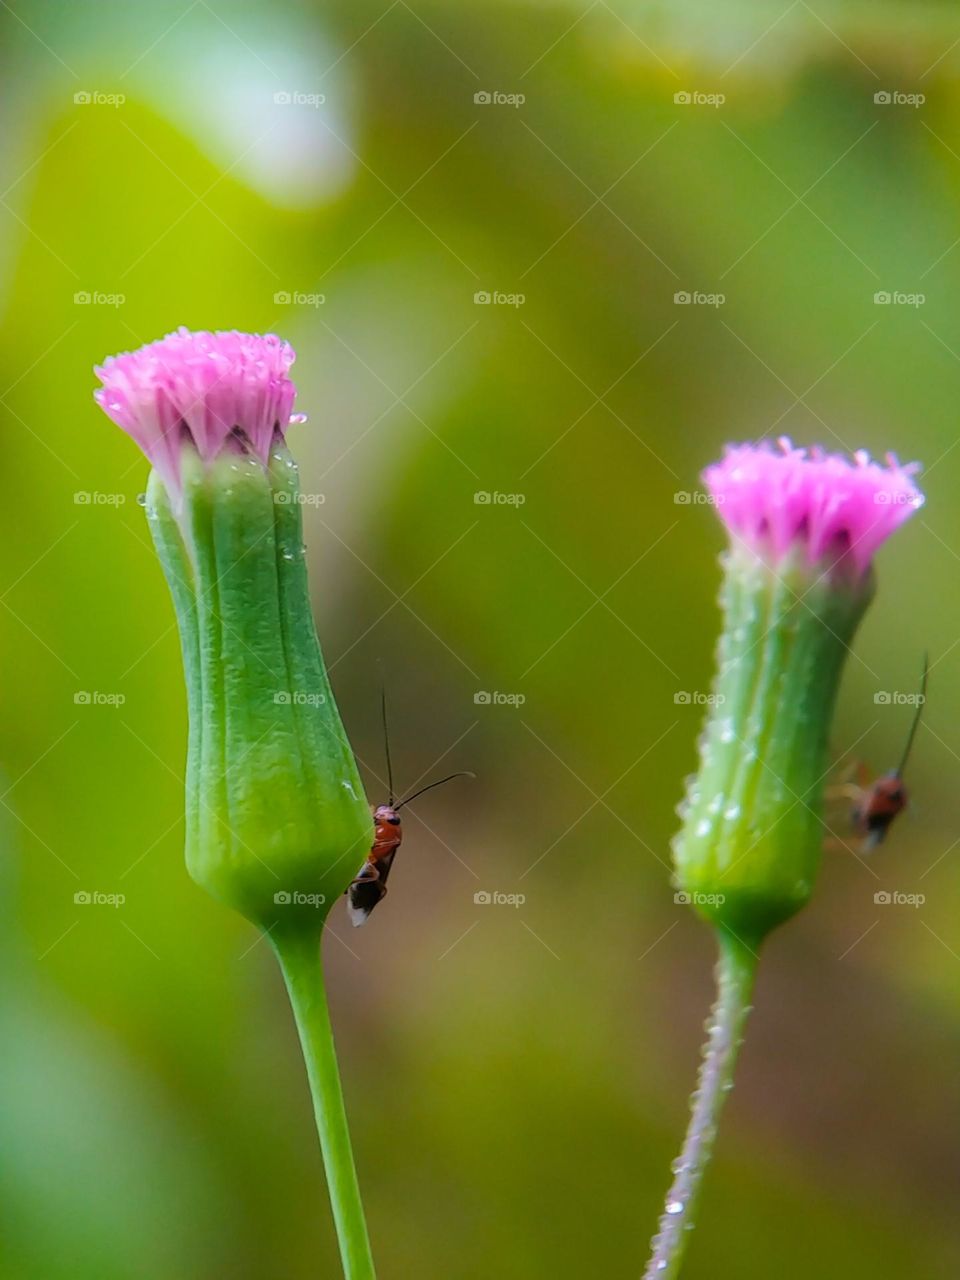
[136,492,146,507]
[665,1201,684,1216]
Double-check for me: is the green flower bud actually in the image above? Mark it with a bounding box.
[96,329,372,932]
[673,440,923,947]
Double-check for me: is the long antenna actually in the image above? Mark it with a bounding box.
[396,771,475,811]
[896,652,929,778]
[380,680,395,805]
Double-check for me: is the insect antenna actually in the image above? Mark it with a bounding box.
[895,652,929,779]
[380,679,395,806]
[396,771,475,811]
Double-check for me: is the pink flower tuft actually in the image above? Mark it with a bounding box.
[703,438,923,576]
[94,328,299,493]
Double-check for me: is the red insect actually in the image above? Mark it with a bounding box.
[833,655,928,852]
[347,690,473,927]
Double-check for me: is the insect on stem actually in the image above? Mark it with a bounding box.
[348,683,474,927]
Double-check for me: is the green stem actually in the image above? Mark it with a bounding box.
[642,931,758,1279]
[271,929,376,1280]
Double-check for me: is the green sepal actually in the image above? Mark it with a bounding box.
[672,546,873,946]
[145,445,372,934]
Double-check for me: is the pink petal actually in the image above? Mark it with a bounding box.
[702,437,923,576]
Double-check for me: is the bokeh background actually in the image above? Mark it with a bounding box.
[1,1,959,1276]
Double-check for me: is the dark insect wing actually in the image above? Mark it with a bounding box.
[346,877,385,926]
[347,850,397,927]
[862,812,894,850]
[372,848,396,891]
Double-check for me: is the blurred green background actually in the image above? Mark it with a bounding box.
[1,1,959,1276]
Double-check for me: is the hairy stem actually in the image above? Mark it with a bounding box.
[271,930,376,1280]
[643,930,758,1279]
